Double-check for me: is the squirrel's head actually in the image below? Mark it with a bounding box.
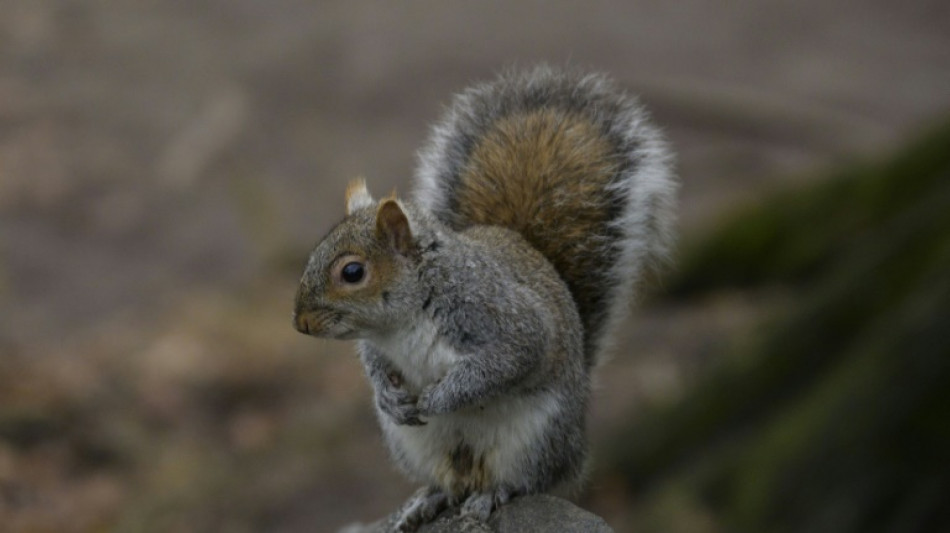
[293,178,425,340]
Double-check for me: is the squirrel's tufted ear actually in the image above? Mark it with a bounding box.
[345,177,374,215]
[376,199,414,256]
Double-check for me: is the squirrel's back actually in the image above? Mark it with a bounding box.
[414,66,676,366]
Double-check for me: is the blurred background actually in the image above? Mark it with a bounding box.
[1,1,949,532]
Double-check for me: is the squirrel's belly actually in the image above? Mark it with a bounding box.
[383,390,566,495]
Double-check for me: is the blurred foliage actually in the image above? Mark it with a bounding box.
[0,288,383,532]
[670,118,950,292]
[604,118,950,532]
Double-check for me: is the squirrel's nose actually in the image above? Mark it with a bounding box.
[293,311,312,335]
[294,308,333,336]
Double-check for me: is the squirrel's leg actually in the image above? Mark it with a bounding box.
[391,485,449,532]
[359,343,425,426]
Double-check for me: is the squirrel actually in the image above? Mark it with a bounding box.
[293,66,676,531]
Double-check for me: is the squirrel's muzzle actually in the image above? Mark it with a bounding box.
[293,309,331,337]
[293,284,330,336]
[293,307,354,339]
[293,311,314,335]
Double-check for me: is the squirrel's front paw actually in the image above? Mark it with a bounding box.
[377,375,426,426]
[416,382,445,417]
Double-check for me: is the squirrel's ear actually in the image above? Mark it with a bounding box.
[345,178,374,215]
[376,199,414,256]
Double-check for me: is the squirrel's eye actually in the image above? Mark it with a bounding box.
[341,262,365,283]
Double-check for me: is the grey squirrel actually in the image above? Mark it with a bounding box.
[293,66,676,531]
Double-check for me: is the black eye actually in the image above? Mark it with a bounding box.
[341,261,365,283]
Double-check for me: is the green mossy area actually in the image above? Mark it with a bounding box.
[604,119,950,532]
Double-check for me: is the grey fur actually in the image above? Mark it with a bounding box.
[294,67,676,532]
[371,221,587,481]
[415,64,677,367]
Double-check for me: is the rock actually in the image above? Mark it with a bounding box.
[338,494,613,533]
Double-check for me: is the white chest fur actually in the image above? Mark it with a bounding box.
[369,316,459,393]
[381,386,562,491]
[368,317,565,492]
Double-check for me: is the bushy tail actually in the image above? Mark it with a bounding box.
[413,66,677,367]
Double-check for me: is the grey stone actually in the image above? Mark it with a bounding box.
[338,494,613,533]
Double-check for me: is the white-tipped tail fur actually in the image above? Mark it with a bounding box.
[413,65,677,367]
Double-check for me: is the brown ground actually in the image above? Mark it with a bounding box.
[1,1,948,531]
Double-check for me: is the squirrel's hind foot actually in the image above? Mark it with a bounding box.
[459,487,515,522]
[391,486,449,532]
[390,486,517,531]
